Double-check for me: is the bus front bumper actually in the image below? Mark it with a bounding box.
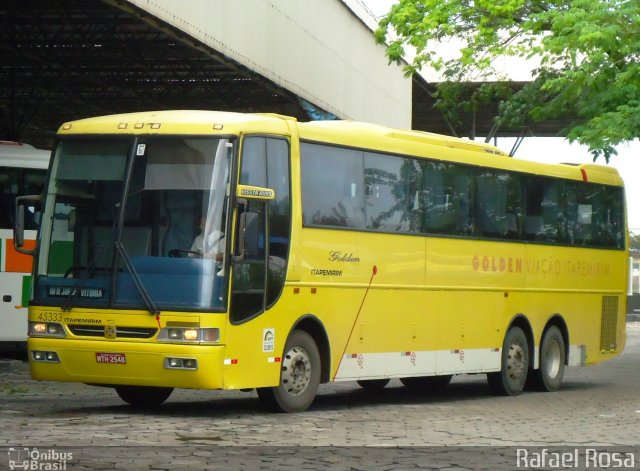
[28,338,225,389]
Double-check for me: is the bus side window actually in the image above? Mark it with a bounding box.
[301,143,365,229]
[364,152,414,233]
[422,161,475,237]
[476,170,513,238]
[604,187,625,248]
[565,182,590,245]
[0,167,46,230]
[0,173,10,228]
[522,177,566,243]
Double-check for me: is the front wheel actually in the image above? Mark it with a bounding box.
[115,385,173,407]
[528,326,566,392]
[487,326,529,396]
[257,330,321,413]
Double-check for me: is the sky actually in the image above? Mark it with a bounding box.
[360,0,640,232]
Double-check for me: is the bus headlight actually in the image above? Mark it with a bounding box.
[182,329,199,341]
[158,327,219,343]
[29,322,66,338]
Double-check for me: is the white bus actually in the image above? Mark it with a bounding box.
[0,141,49,349]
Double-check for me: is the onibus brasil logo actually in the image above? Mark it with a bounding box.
[7,448,73,470]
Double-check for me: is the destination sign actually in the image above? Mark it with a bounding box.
[48,286,105,299]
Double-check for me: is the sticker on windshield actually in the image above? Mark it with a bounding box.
[263,328,275,352]
[136,144,146,156]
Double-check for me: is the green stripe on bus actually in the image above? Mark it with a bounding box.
[22,275,31,307]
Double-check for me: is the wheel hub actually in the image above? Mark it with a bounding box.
[281,346,311,396]
[543,339,561,378]
[507,343,526,380]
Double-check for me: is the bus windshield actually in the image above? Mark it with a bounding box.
[34,137,232,311]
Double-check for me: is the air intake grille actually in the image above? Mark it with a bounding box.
[600,296,618,352]
[68,325,157,339]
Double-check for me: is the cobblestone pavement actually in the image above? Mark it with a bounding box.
[1,323,639,470]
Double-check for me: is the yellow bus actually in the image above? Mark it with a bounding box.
[16,111,628,412]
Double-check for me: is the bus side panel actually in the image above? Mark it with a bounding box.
[1,230,38,343]
[294,228,429,382]
[221,304,296,390]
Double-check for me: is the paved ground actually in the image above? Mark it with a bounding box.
[1,323,639,470]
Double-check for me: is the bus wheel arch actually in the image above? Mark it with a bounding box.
[257,328,321,412]
[291,314,331,384]
[256,315,328,413]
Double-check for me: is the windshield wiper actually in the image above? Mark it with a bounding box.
[115,241,159,315]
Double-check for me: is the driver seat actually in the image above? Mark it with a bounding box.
[161,190,200,256]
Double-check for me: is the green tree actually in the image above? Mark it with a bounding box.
[376,0,640,161]
[631,232,640,252]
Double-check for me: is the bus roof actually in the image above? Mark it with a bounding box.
[298,119,508,156]
[0,141,50,169]
[57,110,294,137]
[56,110,623,187]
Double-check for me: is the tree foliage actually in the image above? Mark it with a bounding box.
[631,232,640,252]
[376,0,640,161]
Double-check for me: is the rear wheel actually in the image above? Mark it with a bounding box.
[529,326,565,392]
[487,326,529,396]
[257,330,321,413]
[115,385,173,407]
[356,379,390,390]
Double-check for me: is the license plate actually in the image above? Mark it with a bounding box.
[96,352,126,364]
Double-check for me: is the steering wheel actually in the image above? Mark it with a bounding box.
[168,248,200,258]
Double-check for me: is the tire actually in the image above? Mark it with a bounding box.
[487,326,529,396]
[115,385,173,407]
[257,330,321,413]
[401,375,453,391]
[357,379,390,390]
[528,326,566,392]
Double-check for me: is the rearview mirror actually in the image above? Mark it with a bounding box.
[14,195,42,255]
